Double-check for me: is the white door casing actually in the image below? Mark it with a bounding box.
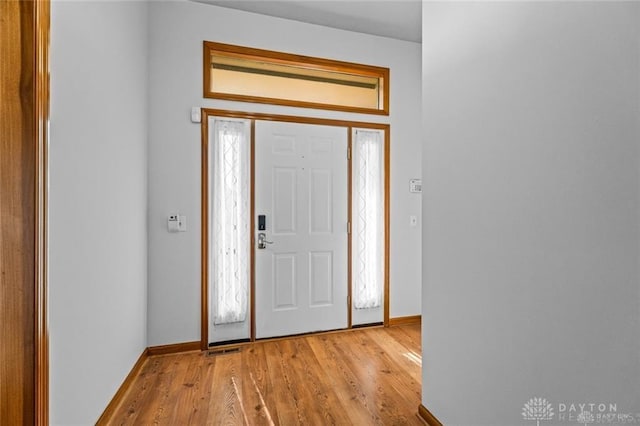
[255,120,348,338]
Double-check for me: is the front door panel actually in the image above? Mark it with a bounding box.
[255,121,348,338]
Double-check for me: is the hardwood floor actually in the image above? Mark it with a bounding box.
[108,324,423,425]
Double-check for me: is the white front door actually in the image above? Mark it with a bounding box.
[255,120,348,339]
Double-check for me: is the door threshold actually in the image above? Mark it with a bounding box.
[352,322,384,329]
[255,327,347,342]
[208,338,251,348]
[207,347,242,357]
[206,323,385,351]
[256,323,384,342]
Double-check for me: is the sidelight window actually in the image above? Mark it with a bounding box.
[352,129,385,310]
[210,118,251,325]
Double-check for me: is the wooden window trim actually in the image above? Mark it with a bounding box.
[200,108,390,350]
[203,41,390,116]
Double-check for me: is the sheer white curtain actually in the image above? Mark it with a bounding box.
[352,129,384,309]
[211,119,250,324]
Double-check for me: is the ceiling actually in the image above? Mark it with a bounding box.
[196,1,422,43]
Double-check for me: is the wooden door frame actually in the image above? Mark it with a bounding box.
[0,0,50,424]
[200,108,390,350]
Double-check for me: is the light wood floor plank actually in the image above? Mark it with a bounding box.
[168,352,206,423]
[242,344,279,425]
[329,332,422,425]
[386,323,422,351]
[306,333,386,425]
[107,325,422,425]
[210,351,247,425]
[137,354,189,425]
[368,328,422,384]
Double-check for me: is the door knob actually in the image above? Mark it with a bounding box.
[257,232,273,249]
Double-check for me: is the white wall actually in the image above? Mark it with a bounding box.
[422,2,640,425]
[49,1,149,424]
[147,0,422,345]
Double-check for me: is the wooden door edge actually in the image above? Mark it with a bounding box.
[36,1,50,424]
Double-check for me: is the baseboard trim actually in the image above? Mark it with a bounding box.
[418,404,443,426]
[389,315,421,326]
[147,341,201,356]
[96,348,149,425]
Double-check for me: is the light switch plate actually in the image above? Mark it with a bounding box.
[190,107,201,123]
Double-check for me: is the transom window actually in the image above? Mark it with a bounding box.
[203,41,389,115]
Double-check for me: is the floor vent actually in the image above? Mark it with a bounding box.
[207,347,241,357]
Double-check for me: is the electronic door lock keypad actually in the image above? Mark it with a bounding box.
[258,215,266,231]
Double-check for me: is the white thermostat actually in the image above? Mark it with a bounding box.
[168,214,187,232]
[409,179,422,193]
